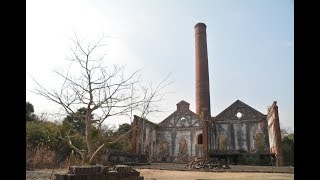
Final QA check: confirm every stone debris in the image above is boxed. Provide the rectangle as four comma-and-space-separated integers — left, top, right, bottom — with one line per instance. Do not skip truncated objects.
56, 165, 144, 180
185, 158, 231, 171
68, 165, 107, 175
111, 165, 137, 173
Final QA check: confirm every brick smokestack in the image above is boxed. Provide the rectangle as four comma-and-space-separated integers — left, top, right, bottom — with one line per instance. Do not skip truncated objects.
194, 22, 211, 116
195, 22, 211, 158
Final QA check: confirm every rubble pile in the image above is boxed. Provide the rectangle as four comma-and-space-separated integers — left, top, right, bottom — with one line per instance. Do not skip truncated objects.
185, 158, 231, 171
55, 165, 144, 180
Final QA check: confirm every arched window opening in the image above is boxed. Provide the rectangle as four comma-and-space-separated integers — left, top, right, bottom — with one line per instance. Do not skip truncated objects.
179, 138, 188, 155
197, 134, 203, 144
218, 134, 227, 150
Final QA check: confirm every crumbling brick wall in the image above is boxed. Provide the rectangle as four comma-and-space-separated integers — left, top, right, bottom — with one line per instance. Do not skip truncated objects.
131, 101, 203, 162
209, 100, 270, 153
267, 101, 284, 166
131, 115, 157, 161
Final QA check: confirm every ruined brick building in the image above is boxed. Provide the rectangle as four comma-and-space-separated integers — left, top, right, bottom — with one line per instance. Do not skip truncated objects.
131, 23, 284, 166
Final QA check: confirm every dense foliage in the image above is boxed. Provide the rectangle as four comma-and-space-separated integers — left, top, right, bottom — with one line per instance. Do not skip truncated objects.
282, 130, 294, 166
26, 102, 38, 122
26, 102, 132, 168
62, 107, 88, 135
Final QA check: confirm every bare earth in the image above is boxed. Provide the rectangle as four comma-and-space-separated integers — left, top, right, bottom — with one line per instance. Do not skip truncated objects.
26, 168, 294, 180
138, 169, 293, 180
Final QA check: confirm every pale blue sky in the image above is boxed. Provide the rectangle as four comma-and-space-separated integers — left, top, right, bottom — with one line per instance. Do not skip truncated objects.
26, 0, 294, 130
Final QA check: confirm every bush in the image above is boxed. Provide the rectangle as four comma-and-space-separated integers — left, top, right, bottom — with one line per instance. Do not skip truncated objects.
26, 120, 87, 166
26, 117, 134, 167
282, 136, 294, 166
26, 121, 62, 150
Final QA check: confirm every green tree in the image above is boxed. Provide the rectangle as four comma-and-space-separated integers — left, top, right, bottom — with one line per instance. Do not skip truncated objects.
63, 107, 92, 135
111, 123, 132, 152
116, 123, 131, 135
282, 130, 294, 166
26, 120, 77, 154
26, 102, 38, 122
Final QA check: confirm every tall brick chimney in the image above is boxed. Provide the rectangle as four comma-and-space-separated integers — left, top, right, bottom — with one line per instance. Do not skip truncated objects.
194, 22, 211, 158
194, 22, 211, 116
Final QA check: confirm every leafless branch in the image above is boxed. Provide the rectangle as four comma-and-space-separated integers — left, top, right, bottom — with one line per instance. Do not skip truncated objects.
31, 33, 172, 165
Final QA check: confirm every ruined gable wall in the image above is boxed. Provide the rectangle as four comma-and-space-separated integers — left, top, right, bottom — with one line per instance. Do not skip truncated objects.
212, 119, 269, 152
131, 115, 157, 157
267, 101, 284, 166
155, 110, 202, 162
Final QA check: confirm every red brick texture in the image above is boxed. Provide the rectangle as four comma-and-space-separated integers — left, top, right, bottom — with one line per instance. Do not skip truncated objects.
194, 23, 211, 117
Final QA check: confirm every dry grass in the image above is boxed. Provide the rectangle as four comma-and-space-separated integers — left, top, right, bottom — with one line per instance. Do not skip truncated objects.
26, 146, 84, 170
26, 146, 57, 169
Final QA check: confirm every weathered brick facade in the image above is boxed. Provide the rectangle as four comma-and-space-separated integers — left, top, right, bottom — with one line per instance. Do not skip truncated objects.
130, 23, 284, 166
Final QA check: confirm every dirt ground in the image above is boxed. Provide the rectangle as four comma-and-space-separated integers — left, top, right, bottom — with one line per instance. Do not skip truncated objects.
26, 168, 294, 180
138, 169, 293, 180
133, 163, 294, 173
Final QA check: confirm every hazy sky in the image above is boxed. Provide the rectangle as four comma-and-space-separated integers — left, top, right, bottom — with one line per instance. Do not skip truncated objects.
26, 0, 294, 131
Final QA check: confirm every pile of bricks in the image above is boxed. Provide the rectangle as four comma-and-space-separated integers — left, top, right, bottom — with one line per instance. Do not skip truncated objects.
111, 165, 134, 173
185, 158, 231, 171
55, 165, 144, 180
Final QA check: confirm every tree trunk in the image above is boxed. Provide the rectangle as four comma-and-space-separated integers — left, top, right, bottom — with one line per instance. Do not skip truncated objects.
85, 113, 95, 164
89, 126, 135, 164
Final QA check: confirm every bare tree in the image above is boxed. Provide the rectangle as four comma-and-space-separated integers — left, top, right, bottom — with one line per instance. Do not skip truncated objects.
31, 34, 171, 165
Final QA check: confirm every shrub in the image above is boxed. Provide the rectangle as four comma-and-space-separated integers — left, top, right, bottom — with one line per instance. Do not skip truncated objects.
26, 120, 87, 167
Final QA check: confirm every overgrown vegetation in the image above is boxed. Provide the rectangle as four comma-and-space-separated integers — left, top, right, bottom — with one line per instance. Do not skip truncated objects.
26, 102, 38, 122
237, 128, 294, 166
281, 129, 294, 166
26, 102, 133, 169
